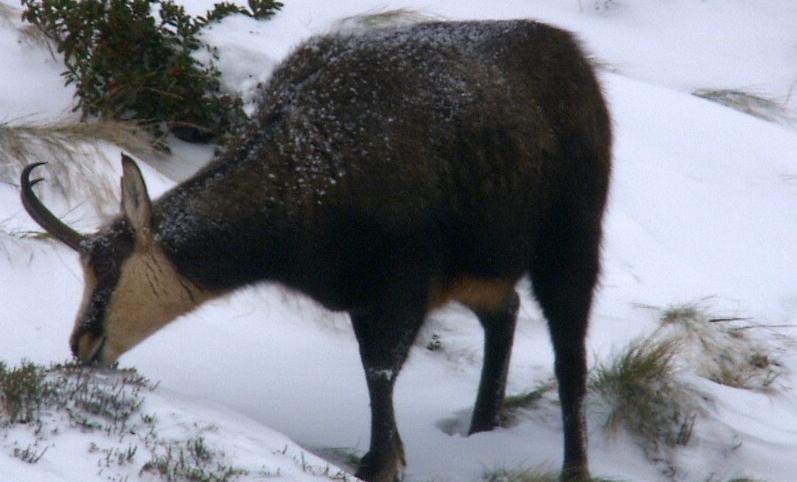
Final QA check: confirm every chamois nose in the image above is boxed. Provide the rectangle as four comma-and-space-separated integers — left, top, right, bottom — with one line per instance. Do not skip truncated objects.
71, 329, 107, 366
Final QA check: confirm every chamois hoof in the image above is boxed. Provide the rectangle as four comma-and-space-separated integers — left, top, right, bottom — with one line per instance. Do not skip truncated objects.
355, 449, 405, 482
559, 463, 590, 482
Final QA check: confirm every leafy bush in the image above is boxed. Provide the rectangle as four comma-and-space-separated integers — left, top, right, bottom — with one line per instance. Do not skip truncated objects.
20, 0, 282, 144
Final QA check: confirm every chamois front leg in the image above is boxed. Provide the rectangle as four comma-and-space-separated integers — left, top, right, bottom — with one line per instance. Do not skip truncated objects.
351, 304, 425, 482
469, 291, 520, 434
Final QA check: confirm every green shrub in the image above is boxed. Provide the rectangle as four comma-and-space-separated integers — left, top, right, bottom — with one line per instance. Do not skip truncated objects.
20, 0, 282, 145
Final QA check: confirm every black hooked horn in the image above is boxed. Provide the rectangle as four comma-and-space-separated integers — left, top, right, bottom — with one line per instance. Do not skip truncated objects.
20, 162, 86, 251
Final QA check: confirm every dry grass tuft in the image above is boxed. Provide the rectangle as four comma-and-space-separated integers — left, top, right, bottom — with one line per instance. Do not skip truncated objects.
334, 8, 440, 33
658, 302, 783, 392
500, 381, 557, 428
693, 89, 793, 124
0, 120, 156, 168
590, 302, 787, 478
0, 120, 159, 216
0, 3, 15, 21
591, 336, 700, 459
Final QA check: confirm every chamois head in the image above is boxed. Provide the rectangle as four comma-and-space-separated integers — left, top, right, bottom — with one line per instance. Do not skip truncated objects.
21, 155, 204, 365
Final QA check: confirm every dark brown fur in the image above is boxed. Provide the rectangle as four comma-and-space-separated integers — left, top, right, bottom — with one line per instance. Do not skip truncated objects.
25, 19, 611, 482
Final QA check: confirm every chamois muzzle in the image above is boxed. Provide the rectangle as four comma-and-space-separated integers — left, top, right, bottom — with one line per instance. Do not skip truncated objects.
71, 327, 108, 366
20, 162, 86, 251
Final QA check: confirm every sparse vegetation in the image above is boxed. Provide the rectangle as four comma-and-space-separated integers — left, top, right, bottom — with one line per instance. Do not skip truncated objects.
13, 441, 49, 464
703, 477, 768, 482
0, 360, 49, 425
142, 436, 247, 482
0, 360, 249, 481
479, 466, 616, 482
0, 360, 152, 432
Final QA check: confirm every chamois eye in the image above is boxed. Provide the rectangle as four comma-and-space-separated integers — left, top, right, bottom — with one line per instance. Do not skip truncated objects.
92, 256, 115, 278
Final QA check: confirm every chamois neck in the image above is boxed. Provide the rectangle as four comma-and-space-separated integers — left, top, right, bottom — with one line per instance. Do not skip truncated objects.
149, 153, 303, 295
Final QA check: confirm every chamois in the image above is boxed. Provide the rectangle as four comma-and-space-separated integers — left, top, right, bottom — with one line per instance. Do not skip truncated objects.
21, 19, 612, 482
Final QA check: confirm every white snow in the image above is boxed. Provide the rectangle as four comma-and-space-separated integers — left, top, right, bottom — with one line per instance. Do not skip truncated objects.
1, 1, 797, 482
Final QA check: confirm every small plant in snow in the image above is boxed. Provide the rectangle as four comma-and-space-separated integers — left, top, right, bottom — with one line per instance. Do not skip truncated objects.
13, 441, 49, 464
292, 450, 352, 481
426, 333, 443, 351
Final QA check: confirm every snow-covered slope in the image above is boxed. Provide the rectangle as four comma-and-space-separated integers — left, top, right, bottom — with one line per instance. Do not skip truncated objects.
1, 1, 797, 482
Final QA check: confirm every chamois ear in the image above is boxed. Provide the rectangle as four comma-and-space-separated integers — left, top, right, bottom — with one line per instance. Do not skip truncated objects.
120, 153, 152, 239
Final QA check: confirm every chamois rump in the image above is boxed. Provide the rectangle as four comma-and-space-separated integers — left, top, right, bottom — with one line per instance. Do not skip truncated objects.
21, 19, 611, 482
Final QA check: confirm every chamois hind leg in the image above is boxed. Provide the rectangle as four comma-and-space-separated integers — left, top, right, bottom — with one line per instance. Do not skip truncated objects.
351, 301, 426, 482
468, 291, 520, 434
531, 220, 601, 481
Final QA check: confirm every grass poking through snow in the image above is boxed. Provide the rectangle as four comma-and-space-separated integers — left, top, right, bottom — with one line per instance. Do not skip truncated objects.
479, 466, 618, 482
590, 336, 699, 458
500, 381, 557, 429
588, 301, 787, 478
658, 302, 784, 392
